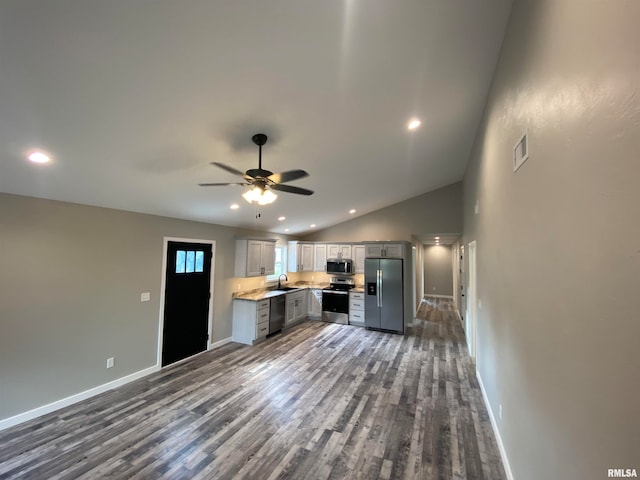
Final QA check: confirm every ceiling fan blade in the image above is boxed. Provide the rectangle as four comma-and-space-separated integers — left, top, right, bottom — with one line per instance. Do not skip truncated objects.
211, 162, 254, 180
198, 182, 250, 187
270, 184, 314, 196
268, 169, 309, 184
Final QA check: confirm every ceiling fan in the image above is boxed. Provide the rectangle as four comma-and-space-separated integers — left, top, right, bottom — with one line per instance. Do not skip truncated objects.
199, 133, 313, 204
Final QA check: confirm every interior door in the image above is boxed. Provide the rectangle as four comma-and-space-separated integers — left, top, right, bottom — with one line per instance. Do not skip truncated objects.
162, 241, 212, 366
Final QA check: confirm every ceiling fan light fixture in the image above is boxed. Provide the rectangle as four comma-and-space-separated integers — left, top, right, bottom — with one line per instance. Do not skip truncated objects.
242, 186, 277, 205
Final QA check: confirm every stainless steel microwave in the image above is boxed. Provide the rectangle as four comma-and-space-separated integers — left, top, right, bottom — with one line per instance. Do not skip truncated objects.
326, 258, 354, 275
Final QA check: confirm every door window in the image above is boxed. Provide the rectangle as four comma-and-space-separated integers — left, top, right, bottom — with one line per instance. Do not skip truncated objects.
175, 250, 205, 274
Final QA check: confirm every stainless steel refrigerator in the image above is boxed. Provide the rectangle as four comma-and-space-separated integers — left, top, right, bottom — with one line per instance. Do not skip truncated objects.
364, 258, 404, 333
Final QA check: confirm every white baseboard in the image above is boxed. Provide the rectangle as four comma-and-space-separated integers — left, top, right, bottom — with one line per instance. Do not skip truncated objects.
476, 371, 515, 480
0, 365, 160, 432
424, 294, 454, 299
209, 336, 232, 349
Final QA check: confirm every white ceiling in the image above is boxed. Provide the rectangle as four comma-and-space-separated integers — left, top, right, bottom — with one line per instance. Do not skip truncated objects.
0, 0, 512, 235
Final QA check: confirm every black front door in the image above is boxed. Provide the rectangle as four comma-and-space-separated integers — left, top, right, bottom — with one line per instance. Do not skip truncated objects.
162, 241, 212, 366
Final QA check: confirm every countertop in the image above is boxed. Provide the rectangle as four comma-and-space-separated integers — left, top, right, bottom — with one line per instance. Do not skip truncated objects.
233, 283, 330, 302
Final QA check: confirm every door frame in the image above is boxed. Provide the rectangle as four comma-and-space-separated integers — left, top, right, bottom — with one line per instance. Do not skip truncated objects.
466, 240, 477, 360
157, 237, 216, 368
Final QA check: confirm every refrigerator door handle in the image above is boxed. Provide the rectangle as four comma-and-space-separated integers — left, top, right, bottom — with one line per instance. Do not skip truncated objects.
377, 269, 382, 307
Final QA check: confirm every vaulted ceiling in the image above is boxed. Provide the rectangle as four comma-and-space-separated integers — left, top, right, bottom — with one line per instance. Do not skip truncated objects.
0, 0, 512, 235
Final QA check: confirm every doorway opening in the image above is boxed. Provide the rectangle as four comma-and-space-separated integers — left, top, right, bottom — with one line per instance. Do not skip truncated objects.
158, 238, 216, 367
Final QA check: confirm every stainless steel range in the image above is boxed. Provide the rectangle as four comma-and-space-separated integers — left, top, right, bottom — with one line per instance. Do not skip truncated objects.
321, 277, 355, 324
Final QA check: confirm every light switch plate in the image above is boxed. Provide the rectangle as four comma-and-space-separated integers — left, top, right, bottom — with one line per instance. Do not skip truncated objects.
140, 292, 150, 302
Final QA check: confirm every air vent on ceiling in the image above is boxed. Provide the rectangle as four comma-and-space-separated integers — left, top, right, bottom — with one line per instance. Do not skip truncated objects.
513, 131, 529, 172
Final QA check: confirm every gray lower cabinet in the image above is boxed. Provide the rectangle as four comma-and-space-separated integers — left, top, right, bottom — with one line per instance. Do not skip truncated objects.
232, 299, 270, 345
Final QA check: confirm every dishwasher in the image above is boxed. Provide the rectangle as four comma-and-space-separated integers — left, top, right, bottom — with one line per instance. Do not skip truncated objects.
269, 295, 285, 334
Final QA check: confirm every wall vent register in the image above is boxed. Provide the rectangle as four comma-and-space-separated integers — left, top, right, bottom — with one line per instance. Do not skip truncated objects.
513, 130, 529, 172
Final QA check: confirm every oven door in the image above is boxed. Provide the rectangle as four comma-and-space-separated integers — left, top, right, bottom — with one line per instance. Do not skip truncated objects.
321, 290, 349, 324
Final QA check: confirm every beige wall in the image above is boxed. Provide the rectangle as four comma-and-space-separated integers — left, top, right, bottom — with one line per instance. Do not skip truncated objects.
423, 245, 453, 296
302, 182, 462, 243
463, 1, 640, 479
0, 193, 289, 421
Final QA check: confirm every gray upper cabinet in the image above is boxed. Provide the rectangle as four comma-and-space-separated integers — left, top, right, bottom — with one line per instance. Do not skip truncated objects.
235, 239, 276, 277
352, 244, 366, 273
288, 241, 314, 272
364, 242, 405, 258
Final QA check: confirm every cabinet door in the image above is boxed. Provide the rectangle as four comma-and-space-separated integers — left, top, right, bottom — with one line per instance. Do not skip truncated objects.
314, 244, 327, 272
365, 244, 384, 257
308, 289, 322, 317
383, 243, 404, 258
246, 241, 264, 276
353, 245, 365, 273
262, 241, 276, 275
301, 243, 314, 272
298, 293, 308, 320
285, 298, 295, 325
327, 244, 340, 258
287, 242, 299, 272
339, 244, 352, 259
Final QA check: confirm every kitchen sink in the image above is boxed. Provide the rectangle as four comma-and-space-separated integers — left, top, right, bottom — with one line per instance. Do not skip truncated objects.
276, 286, 301, 291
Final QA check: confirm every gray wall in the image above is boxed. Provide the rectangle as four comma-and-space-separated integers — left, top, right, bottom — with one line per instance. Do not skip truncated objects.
462, 1, 640, 479
302, 182, 462, 242
423, 245, 453, 296
0, 193, 288, 421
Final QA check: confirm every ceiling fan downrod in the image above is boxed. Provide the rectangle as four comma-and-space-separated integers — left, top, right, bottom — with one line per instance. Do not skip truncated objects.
252, 133, 268, 171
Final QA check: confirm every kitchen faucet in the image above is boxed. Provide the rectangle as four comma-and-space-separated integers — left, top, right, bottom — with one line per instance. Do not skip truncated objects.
278, 273, 288, 289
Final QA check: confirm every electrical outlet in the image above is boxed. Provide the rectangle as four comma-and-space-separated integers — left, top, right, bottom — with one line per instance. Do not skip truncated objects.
499, 404, 503, 420
140, 292, 150, 302
106, 357, 114, 369
236, 283, 241, 290
478, 299, 482, 309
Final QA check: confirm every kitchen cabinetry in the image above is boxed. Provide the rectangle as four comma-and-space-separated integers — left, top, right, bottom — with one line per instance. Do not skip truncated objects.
232, 299, 270, 345
352, 244, 366, 274
349, 291, 365, 326
285, 290, 307, 326
308, 289, 322, 318
288, 241, 314, 272
313, 244, 327, 272
327, 244, 352, 259
364, 242, 405, 258
235, 239, 276, 277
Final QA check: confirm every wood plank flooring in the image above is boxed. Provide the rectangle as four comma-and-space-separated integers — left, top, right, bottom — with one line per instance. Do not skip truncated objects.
0, 298, 506, 480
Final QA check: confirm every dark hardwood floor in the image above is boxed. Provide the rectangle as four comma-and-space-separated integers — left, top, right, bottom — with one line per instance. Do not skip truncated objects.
0, 299, 506, 479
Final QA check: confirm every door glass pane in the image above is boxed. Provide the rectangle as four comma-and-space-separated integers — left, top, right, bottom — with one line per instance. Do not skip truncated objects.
195, 251, 204, 273
176, 250, 186, 273
186, 251, 195, 273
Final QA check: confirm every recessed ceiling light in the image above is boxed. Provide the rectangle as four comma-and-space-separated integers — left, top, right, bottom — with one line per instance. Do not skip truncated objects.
230, 203, 239, 210
407, 118, 421, 131
310, 224, 316, 228
27, 151, 50, 164
349, 209, 356, 214
278, 216, 286, 221
435, 236, 440, 240
284, 228, 289, 232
